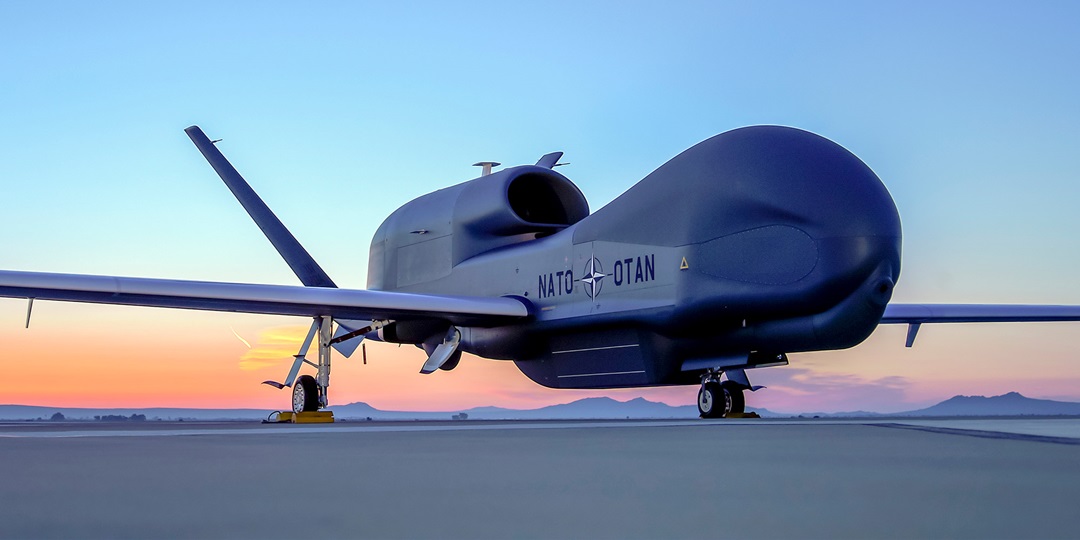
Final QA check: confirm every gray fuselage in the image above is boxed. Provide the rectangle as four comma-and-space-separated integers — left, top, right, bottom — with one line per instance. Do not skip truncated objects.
367, 126, 902, 389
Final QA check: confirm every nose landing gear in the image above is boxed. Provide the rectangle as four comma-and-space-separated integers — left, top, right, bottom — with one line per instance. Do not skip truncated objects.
697, 370, 747, 418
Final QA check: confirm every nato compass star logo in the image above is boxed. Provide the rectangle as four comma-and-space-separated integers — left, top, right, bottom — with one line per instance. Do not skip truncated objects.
579, 256, 606, 299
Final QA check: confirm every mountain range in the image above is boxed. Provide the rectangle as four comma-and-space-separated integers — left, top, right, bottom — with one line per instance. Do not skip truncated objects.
902, 392, 1080, 416
3, 392, 1080, 421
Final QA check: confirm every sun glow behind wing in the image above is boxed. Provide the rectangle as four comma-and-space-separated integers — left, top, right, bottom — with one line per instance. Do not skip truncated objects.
0, 301, 699, 410
4, 297, 1080, 413
238, 325, 310, 371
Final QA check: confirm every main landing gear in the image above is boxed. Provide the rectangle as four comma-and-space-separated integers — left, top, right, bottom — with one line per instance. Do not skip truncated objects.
264, 317, 387, 418
263, 316, 335, 414
697, 370, 746, 419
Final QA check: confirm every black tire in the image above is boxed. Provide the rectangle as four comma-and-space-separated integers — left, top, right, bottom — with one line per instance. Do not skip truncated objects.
438, 350, 462, 371
721, 381, 746, 416
292, 375, 320, 413
698, 381, 731, 418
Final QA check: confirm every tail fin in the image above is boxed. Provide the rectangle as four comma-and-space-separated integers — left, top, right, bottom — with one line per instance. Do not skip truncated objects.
185, 126, 337, 288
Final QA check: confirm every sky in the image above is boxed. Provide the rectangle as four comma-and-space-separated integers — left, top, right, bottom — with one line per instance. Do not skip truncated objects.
1, 1, 1079, 413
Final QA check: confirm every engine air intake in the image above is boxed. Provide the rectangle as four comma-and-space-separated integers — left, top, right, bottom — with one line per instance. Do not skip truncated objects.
507, 172, 588, 226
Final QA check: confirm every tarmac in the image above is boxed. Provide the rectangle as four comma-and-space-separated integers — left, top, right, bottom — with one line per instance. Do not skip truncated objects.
2, 417, 1079, 539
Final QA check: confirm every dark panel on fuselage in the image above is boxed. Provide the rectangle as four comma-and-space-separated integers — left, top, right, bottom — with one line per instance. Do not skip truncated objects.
514, 328, 650, 388
695, 225, 817, 285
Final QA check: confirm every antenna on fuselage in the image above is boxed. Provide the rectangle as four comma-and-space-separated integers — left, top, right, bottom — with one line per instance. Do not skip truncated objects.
472, 161, 500, 176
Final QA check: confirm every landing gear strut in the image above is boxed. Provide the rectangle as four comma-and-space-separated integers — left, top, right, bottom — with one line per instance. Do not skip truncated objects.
265, 316, 388, 416
289, 315, 335, 413
698, 370, 746, 418
262, 316, 335, 414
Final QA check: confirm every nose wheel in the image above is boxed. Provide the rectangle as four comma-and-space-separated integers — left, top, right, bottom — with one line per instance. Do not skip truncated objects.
698, 380, 746, 418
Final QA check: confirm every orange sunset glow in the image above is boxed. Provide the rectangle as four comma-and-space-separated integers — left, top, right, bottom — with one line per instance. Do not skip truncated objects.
4, 297, 1080, 414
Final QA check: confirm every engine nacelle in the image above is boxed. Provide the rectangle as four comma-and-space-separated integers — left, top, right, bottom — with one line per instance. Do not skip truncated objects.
452, 167, 588, 265
368, 165, 588, 290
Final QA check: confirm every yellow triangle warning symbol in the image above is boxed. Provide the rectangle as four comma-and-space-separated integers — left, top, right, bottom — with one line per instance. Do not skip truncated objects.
680, 257, 689, 270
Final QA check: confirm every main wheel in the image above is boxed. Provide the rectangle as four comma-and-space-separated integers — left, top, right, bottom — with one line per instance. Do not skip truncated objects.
698, 381, 732, 418
721, 381, 746, 416
292, 375, 320, 413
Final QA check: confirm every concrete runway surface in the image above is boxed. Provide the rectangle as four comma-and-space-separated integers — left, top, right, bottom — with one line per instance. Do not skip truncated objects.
1, 418, 1079, 539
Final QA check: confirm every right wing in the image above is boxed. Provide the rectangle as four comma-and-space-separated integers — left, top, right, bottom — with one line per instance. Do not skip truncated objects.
881, 303, 1080, 323
880, 303, 1080, 347
0, 269, 529, 326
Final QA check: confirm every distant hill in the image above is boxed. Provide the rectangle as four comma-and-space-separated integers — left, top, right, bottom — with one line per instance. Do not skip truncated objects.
463, 397, 697, 420
3, 392, 1077, 422
790, 392, 1080, 418
0, 405, 272, 421
332, 396, 778, 420
458, 397, 781, 420
784, 410, 885, 419
0, 397, 774, 421
897, 392, 1080, 416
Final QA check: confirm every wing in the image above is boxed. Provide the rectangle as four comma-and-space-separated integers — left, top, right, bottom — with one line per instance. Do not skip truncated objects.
881, 303, 1080, 347
881, 303, 1080, 323
0, 269, 528, 326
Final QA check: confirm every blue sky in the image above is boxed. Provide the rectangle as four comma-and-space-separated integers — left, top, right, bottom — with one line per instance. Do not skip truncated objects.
1, 1, 1079, 411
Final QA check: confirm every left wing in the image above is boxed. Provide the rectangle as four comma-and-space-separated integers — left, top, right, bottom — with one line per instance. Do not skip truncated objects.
881, 303, 1080, 347
0, 269, 529, 326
